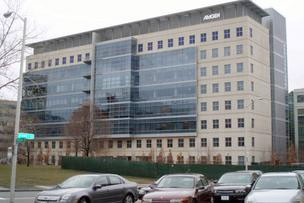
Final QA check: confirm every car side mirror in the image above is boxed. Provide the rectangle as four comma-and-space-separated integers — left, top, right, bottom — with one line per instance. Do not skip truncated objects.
93, 184, 102, 190
213, 180, 218, 184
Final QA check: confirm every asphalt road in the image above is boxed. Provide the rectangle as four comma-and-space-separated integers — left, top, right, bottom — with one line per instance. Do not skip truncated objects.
0, 191, 38, 203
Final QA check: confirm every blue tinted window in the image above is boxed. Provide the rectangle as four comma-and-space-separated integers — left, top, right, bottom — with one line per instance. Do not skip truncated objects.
70, 56, 74, 63
189, 35, 195, 44
168, 39, 173, 47
158, 40, 163, 49
212, 31, 218, 40
236, 27, 243, 37
55, 58, 59, 66
62, 57, 66, 64
201, 33, 207, 42
224, 29, 230, 39
28, 63, 32, 70
77, 54, 82, 62
148, 42, 153, 51
138, 44, 143, 52
178, 37, 184, 46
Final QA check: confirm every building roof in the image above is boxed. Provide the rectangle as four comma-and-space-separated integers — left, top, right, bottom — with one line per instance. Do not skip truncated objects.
27, 0, 268, 49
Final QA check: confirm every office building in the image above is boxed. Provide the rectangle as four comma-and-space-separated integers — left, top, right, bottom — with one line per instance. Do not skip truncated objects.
23, 0, 288, 165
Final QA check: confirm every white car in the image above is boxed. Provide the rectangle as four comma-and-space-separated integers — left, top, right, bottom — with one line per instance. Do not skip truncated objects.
245, 172, 304, 203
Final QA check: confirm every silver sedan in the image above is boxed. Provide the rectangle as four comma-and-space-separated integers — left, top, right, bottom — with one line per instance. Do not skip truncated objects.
245, 172, 304, 203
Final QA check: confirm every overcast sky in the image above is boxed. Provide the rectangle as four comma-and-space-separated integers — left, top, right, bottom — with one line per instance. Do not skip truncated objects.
1, 0, 303, 100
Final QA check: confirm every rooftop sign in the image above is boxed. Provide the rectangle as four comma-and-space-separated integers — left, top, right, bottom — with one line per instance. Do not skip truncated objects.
203, 13, 221, 21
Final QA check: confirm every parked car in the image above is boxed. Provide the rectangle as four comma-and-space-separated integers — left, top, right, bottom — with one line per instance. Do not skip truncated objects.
237, 170, 263, 176
293, 170, 304, 180
35, 174, 138, 203
245, 172, 304, 203
142, 174, 212, 203
138, 175, 165, 199
212, 171, 260, 203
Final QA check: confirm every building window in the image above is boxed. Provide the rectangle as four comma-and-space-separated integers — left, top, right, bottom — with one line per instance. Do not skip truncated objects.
41, 61, 45, 68
188, 156, 195, 164
201, 120, 207, 129
224, 82, 231, 92
236, 27, 243, 37
127, 140, 132, 148
167, 139, 173, 148
70, 56, 74, 63
250, 63, 254, 73
201, 102, 207, 112
212, 48, 218, 58
201, 33, 207, 42
108, 140, 113, 148
251, 100, 255, 110
59, 141, 63, 149
136, 140, 142, 148
251, 118, 255, 128
237, 63, 244, 73
225, 137, 232, 147
236, 44, 243, 54
189, 138, 195, 148
34, 62, 38, 69
225, 156, 232, 165
157, 40, 163, 49
138, 44, 143, 52
224, 46, 231, 56
200, 67, 207, 77
201, 84, 207, 94
117, 140, 122, 148
250, 27, 253, 38
146, 140, 152, 148
225, 119, 232, 128
237, 81, 244, 91
168, 38, 173, 47
67, 141, 71, 149
27, 63, 32, 70
200, 50, 207, 59
201, 138, 207, 147
225, 100, 232, 110
85, 53, 90, 60
62, 57, 67, 65
252, 137, 255, 147
238, 137, 245, 147
252, 156, 255, 164
157, 139, 162, 148
38, 141, 41, 148
189, 35, 195, 44
148, 42, 153, 51
213, 138, 219, 147
212, 65, 219, 75
212, 83, 219, 93
48, 59, 52, 67
99, 141, 104, 149
77, 54, 82, 62
213, 101, 219, 111
52, 141, 56, 149
238, 118, 245, 128
297, 95, 304, 103
250, 45, 254, 55
237, 99, 244, 109
212, 31, 218, 40
224, 64, 231, 74
213, 119, 219, 129
178, 138, 184, 148
224, 29, 230, 39
178, 37, 184, 46
251, 81, 254, 91
55, 58, 59, 66
238, 156, 245, 165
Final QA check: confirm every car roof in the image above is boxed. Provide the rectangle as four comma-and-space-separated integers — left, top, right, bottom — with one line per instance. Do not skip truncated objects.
223, 171, 255, 175
261, 172, 298, 177
164, 173, 204, 177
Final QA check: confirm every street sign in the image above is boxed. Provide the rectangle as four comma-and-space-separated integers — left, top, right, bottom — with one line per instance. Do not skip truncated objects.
17, 133, 35, 142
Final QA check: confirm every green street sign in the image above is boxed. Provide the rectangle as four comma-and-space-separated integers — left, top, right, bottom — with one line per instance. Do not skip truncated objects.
17, 133, 35, 142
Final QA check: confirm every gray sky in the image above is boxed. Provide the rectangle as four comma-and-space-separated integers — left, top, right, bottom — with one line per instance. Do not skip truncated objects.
1, 0, 303, 100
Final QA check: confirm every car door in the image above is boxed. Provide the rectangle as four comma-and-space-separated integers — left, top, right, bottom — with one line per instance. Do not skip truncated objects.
106, 175, 125, 203
195, 176, 211, 203
91, 176, 110, 203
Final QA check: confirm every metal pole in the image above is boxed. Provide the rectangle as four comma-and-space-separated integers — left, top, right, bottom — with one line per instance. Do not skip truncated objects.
9, 17, 26, 203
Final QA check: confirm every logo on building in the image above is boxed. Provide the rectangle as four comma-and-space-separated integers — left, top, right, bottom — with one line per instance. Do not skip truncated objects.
203, 13, 221, 21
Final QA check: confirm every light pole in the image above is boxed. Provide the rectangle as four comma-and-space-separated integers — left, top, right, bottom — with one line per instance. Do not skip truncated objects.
3, 11, 27, 203
244, 97, 263, 171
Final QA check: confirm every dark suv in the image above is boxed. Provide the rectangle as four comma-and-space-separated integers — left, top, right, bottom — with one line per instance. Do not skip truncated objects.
212, 171, 260, 203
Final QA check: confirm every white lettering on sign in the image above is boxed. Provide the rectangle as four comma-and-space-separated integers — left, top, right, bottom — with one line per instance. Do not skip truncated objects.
203, 13, 221, 21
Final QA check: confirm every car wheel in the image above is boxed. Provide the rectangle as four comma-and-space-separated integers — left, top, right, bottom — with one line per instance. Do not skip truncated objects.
123, 194, 134, 203
78, 197, 88, 203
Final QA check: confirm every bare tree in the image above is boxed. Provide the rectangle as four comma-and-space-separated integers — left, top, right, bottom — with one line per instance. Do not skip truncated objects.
65, 103, 99, 157
287, 144, 297, 165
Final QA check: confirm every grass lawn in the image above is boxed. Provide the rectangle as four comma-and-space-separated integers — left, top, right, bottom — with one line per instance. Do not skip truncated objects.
0, 165, 155, 188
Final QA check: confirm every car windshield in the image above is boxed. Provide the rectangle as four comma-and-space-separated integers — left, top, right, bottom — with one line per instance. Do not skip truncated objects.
218, 173, 252, 185
254, 176, 300, 190
60, 175, 96, 188
157, 176, 195, 188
